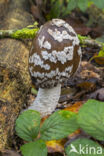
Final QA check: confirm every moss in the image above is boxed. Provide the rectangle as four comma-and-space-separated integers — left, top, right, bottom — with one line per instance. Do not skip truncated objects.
11, 27, 39, 39
0, 22, 39, 39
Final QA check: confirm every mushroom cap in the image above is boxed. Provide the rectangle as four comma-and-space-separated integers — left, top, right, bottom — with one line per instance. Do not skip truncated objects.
29, 19, 81, 88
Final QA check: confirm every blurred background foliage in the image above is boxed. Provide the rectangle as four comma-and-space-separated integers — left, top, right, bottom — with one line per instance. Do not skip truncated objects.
43, 0, 104, 20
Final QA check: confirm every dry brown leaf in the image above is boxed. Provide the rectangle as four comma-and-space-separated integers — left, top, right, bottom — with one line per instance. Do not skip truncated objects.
40, 115, 50, 126
89, 88, 104, 101
94, 57, 104, 65
80, 69, 100, 79
81, 61, 101, 75
68, 129, 81, 140
77, 81, 96, 91
64, 101, 83, 113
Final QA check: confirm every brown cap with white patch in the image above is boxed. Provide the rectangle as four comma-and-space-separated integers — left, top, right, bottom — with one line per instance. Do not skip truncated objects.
29, 19, 81, 88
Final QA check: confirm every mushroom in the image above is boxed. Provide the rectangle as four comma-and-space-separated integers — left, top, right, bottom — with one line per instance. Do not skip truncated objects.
28, 19, 82, 117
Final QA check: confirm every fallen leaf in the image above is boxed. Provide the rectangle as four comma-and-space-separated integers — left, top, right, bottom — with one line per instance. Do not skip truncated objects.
59, 88, 76, 103
89, 88, 104, 101
80, 69, 100, 79
46, 139, 67, 153
67, 61, 101, 88
77, 81, 96, 91
94, 57, 104, 65
90, 48, 104, 66
40, 115, 50, 127
81, 61, 100, 75
68, 129, 81, 140
64, 101, 83, 113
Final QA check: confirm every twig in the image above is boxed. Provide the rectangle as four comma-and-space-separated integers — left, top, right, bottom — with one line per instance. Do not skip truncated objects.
78, 35, 104, 49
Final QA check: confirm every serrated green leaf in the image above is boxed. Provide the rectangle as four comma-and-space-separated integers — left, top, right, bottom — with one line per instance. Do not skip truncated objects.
40, 110, 79, 141
15, 110, 41, 141
21, 139, 47, 156
65, 138, 104, 156
77, 99, 104, 141
78, 0, 89, 12
92, 0, 104, 9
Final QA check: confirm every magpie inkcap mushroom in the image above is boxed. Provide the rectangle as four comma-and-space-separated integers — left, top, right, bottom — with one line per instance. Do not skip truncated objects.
28, 19, 82, 116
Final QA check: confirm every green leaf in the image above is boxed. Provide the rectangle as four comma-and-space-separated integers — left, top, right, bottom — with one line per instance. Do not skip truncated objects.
15, 110, 41, 141
40, 110, 79, 141
21, 139, 47, 156
49, 0, 63, 18
88, 1, 93, 7
65, 138, 104, 156
92, 0, 104, 9
78, 0, 89, 12
77, 99, 104, 141
66, 0, 77, 12
31, 87, 38, 95
98, 48, 104, 57
50, 0, 56, 3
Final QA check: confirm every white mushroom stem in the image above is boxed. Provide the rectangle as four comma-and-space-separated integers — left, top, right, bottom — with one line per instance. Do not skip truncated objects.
28, 84, 61, 117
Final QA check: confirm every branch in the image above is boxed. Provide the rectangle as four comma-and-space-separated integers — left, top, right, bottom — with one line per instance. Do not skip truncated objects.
0, 22, 39, 39
0, 23, 104, 50
78, 35, 104, 49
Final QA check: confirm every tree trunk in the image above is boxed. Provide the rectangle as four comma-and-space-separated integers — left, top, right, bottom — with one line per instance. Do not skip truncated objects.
0, 0, 34, 151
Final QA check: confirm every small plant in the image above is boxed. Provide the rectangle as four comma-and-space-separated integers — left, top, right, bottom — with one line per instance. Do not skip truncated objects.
77, 99, 104, 141
15, 99, 104, 156
15, 110, 79, 156
90, 47, 104, 65
44, 0, 104, 20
